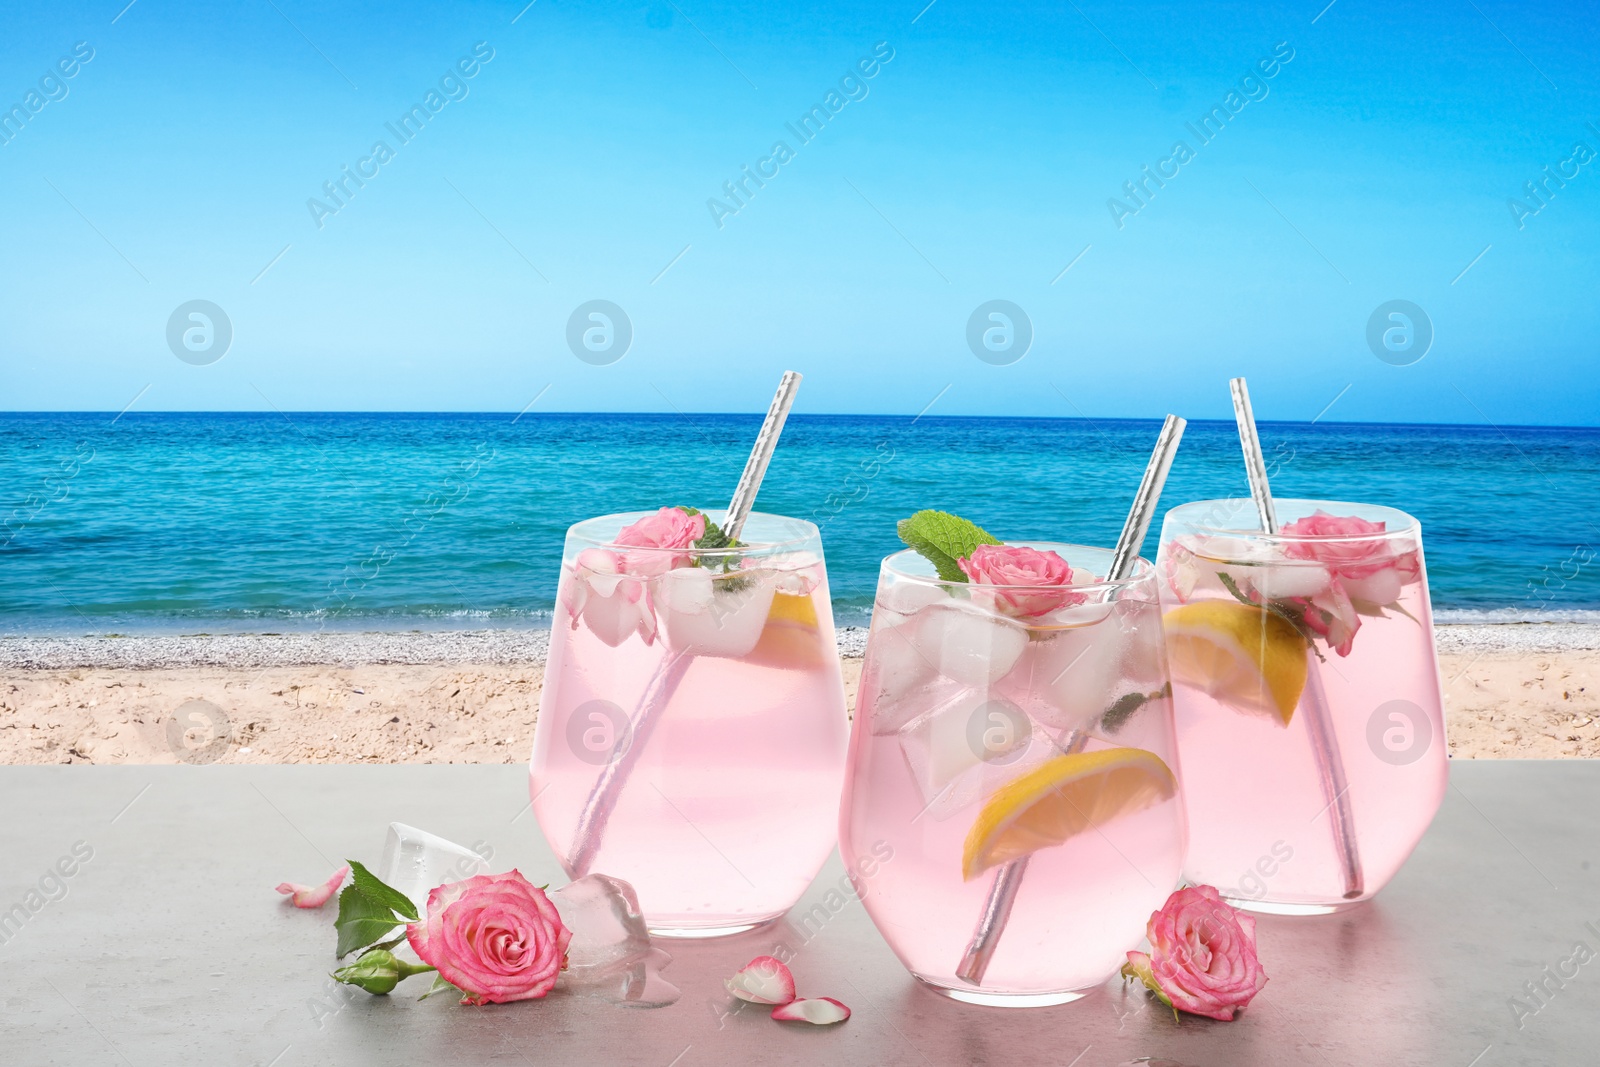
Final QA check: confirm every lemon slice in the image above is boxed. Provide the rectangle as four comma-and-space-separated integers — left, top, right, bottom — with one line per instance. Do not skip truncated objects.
746, 591, 825, 669
767, 590, 819, 629
961, 748, 1177, 880
1161, 601, 1307, 724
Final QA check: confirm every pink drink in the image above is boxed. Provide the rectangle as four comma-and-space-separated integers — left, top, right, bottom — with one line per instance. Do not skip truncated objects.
839, 545, 1185, 1005
1157, 499, 1447, 913
530, 512, 849, 937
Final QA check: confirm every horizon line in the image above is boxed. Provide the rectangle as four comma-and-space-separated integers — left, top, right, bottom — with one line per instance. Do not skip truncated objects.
0, 410, 1594, 432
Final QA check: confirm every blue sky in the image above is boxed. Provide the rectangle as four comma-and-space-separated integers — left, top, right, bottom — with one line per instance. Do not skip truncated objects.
0, 0, 1596, 425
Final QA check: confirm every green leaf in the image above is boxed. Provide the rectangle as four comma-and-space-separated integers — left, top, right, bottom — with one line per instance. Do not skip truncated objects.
677, 505, 744, 573
1099, 692, 1148, 734
1386, 599, 1422, 626
347, 859, 418, 922
334, 884, 403, 959
1099, 683, 1171, 734
1216, 573, 1325, 662
1121, 953, 1180, 1022
896, 510, 1000, 583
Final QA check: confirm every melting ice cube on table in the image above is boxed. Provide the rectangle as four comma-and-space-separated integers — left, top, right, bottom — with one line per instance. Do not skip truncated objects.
550, 874, 679, 1007
376, 825, 679, 1007
377, 822, 490, 915
549, 873, 652, 974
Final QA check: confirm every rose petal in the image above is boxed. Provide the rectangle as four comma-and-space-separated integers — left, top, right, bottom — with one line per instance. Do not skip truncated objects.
275, 864, 348, 909
725, 956, 796, 1005
771, 997, 850, 1024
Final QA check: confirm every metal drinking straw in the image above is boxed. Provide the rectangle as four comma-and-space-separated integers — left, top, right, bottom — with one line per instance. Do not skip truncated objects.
1229, 377, 1363, 900
956, 414, 1187, 986
567, 372, 803, 877
724, 370, 801, 542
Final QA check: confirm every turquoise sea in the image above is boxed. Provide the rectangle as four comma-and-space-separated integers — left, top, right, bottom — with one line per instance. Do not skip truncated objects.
0, 412, 1595, 634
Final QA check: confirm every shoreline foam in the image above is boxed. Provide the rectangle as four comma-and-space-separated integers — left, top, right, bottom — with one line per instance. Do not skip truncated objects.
0, 622, 1591, 671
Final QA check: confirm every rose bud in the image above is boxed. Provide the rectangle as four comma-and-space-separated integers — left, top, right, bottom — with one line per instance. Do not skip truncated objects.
331, 949, 435, 996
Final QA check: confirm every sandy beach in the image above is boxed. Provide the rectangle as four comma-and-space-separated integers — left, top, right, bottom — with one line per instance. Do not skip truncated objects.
1, 625, 1596, 765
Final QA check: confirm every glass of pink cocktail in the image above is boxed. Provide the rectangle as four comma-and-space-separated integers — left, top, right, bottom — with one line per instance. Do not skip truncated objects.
839, 540, 1185, 1006
530, 509, 848, 937
1157, 498, 1447, 914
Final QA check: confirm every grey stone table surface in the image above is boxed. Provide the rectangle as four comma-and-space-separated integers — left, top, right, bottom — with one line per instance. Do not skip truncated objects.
0, 761, 1594, 1066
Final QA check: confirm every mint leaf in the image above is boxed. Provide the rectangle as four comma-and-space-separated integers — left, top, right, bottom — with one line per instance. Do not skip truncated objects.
347, 859, 418, 922
1216, 575, 1324, 662
1099, 692, 1148, 734
676, 505, 744, 571
1100, 682, 1171, 733
334, 883, 403, 958
896, 510, 1001, 582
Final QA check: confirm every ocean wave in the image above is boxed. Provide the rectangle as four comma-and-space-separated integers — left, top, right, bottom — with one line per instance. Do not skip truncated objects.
1433, 608, 1600, 625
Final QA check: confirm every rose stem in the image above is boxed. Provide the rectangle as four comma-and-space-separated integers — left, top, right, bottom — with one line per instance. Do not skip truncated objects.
1229, 377, 1363, 900
567, 372, 803, 877
956, 414, 1187, 986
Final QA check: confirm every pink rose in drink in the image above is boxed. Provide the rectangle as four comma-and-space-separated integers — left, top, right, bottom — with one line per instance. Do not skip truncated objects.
613, 506, 707, 577
1281, 510, 1420, 605
958, 543, 1088, 618
407, 870, 573, 1005
566, 548, 657, 647
1121, 885, 1267, 1021
562, 508, 707, 645
1299, 578, 1361, 657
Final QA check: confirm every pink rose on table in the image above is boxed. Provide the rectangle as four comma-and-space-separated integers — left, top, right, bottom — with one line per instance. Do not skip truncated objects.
407, 870, 572, 1006
958, 543, 1088, 618
613, 506, 706, 577
1280, 510, 1420, 604
1122, 885, 1267, 1021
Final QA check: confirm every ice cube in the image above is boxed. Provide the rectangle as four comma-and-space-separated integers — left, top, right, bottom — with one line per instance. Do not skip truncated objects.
878, 578, 949, 619
1177, 535, 1333, 603
1114, 600, 1169, 690
570, 553, 656, 647
1249, 561, 1332, 601
912, 600, 1028, 688
657, 567, 777, 658
550, 874, 680, 1007
377, 822, 491, 914
898, 692, 1047, 820
374, 828, 678, 1007
861, 617, 948, 735
997, 616, 1122, 734
549, 873, 653, 976
772, 556, 822, 596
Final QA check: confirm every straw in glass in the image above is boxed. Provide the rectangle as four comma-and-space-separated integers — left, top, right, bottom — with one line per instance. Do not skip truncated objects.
1229, 377, 1363, 900
567, 371, 803, 877
956, 414, 1187, 986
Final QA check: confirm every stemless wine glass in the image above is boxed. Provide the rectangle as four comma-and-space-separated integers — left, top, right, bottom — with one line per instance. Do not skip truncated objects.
839, 544, 1185, 1006
530, 511, 849, 937
1157, 498, 1447, 914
